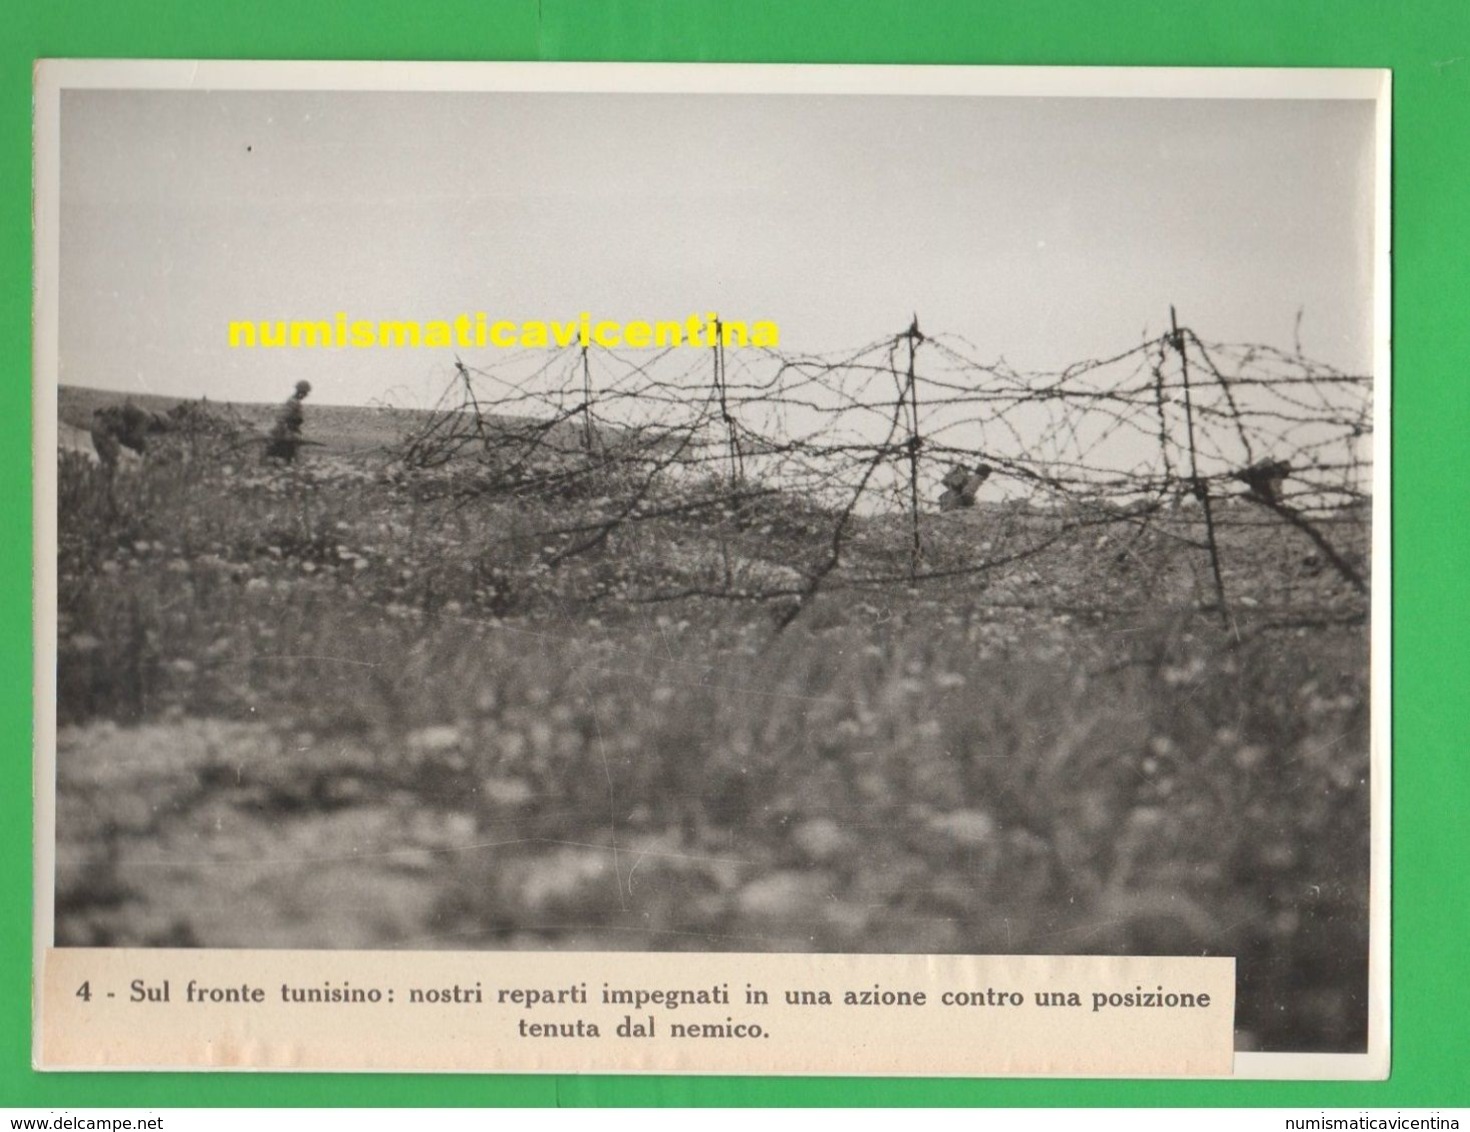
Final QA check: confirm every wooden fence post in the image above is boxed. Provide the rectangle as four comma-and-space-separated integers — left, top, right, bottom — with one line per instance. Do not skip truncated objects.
905, 315, 924, 582
581, 346, 596, 453
1171, 305, 1231, 623
712, 318, 743, 485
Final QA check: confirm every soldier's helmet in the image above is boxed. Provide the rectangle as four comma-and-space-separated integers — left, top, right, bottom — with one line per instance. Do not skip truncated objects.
294, 380, 312, 398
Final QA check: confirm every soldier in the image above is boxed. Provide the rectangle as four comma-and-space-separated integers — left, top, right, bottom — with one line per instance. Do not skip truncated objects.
90, 402, 172, 471
265, 380, 312, 462
938, 463, 993, 511
1235, 458, 1291, 506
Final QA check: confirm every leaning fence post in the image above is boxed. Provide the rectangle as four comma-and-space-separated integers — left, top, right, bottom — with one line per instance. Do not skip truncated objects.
1171, 305, 1230, 623
580, 346, 597, 453
712, 317, 743, 486
904, 315, 924, 582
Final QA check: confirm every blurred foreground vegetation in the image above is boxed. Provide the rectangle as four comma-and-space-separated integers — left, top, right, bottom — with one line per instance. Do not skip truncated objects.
54, 396, 1371, 1053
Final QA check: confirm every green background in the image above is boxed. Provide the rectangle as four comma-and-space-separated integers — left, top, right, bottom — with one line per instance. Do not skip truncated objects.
4, 0, 1465, 1109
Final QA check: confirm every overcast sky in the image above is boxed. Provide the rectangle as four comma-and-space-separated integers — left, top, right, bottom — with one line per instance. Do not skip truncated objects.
58, 89, 1377, 408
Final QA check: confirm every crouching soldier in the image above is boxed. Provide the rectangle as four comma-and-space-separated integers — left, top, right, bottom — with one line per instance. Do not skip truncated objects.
939, 463, 993, 511
90, 402, 172, 472
265, 380, 312, 462
1235, 458, 1291, 506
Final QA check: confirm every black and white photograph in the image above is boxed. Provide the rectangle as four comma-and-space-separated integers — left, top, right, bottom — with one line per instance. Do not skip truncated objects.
35, 63, 1389, 1073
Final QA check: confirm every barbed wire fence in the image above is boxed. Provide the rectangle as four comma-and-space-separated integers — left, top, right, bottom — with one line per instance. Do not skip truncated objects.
391, 309, 1372, 631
